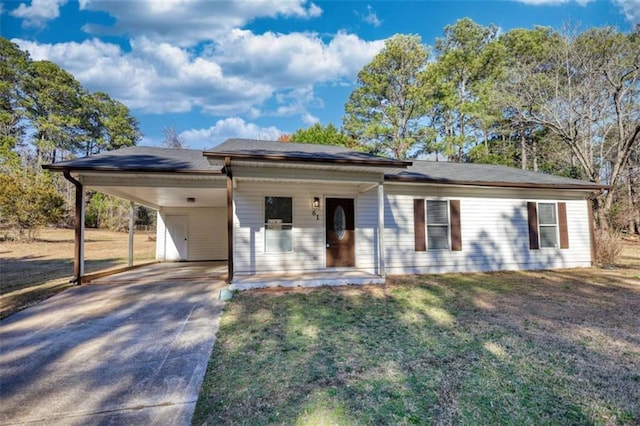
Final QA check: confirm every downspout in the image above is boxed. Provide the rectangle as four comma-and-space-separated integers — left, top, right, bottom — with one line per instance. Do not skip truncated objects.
225, 157, 234, 283
63, 171, 84, 284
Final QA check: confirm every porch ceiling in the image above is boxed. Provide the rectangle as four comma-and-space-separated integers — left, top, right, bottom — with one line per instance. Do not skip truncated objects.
79, 173, 227, 209
93, 185, 227, 209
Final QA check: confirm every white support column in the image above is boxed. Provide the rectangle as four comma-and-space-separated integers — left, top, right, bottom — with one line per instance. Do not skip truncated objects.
128, 201, 135, 267
378, 182, 386, 278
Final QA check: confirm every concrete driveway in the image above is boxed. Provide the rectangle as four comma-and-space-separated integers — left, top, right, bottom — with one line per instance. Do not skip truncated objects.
0, 262, 227, 425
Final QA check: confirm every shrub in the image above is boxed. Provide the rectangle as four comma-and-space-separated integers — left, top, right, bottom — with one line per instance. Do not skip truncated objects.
594, 229, 622, 266
0, 171, 66, 240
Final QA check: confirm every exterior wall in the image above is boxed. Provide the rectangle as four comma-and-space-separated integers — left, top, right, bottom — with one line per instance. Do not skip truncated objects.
233, 181, 380, 274
156, 207, 227, 261
384, 185, 592, 274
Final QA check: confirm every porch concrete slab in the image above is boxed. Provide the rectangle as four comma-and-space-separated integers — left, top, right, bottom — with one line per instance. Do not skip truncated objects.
230, 270, 385, 290
0, 263, 226, 425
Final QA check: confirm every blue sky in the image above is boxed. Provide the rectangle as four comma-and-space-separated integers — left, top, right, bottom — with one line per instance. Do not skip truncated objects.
3, 0, 638, 150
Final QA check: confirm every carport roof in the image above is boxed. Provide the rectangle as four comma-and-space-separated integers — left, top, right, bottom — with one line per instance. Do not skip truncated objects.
43, 146, 223, 174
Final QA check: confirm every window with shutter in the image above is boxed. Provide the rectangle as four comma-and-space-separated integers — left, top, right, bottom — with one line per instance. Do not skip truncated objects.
538, 203, 559, 248
427, 200, 450, 250
528, 201, 567, 250
415, 199, 462, 252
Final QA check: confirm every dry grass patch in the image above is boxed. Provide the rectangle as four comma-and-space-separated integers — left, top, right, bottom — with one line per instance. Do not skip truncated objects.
194, 241, 640, 425
0, 228, 155, 318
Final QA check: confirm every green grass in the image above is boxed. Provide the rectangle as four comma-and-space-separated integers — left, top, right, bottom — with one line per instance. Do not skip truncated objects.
193, 268, 640, 425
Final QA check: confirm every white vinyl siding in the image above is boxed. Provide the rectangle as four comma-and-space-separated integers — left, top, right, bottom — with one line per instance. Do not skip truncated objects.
233, 181, 380, 275
385, 185, 592, 274
156, 207, 227, 261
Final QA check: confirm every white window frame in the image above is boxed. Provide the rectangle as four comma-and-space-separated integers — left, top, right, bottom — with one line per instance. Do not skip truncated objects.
264, 196, 294, 253
537, 202, 559, 249
426, 199, 450, 250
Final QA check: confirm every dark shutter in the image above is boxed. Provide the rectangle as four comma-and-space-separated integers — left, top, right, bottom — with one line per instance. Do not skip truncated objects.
527, 202, 539, 250
414, 199, 426, 251
558, 202, 569, 249
449, 200, 462, 251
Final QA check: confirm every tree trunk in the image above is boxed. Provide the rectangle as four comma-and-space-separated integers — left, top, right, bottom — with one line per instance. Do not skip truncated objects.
629, 163, 640, 234
520, 132, 527, 170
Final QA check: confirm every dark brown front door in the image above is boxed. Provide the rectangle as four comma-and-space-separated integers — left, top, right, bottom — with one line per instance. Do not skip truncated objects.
326, 198, 355, 267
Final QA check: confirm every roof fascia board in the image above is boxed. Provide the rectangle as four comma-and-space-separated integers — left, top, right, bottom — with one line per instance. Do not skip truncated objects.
384, 176, 608, 191
203, 151, 411, 168
43, 164, 222, 175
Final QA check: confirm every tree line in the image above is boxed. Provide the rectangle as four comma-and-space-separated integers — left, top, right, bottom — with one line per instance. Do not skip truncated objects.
0, 38, 145, 239
288, 20, 639, 233
1, 19, 638, 238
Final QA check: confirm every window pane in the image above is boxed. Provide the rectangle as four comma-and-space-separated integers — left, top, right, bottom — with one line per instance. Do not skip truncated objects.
265, 226, 293, 252
428, 225, 450, 249
427, 200, 448, 225
540, 226, 558, 248
265, 197, 292, 223
538, 203, 556, 225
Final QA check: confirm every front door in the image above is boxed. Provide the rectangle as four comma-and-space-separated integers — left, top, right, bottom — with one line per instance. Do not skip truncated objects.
326, 198, 355, 267
166, 215, 188, 261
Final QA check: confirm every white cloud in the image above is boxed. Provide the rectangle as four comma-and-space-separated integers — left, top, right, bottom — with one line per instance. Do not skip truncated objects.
79, 0, 323, 47
13, 30, 384, 118
179, 118, 283, 148
361, 5, 382, 27
11, 0, 68, 27
214, 30, 384, 87
16, 37, 274, 115
612, 0, 640, 24
302, 113, 320, 125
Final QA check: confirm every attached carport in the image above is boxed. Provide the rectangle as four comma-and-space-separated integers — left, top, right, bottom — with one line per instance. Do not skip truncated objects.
43, 147, 228, 284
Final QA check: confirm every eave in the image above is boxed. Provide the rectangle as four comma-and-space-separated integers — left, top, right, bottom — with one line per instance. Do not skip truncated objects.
384, 175, 609, 191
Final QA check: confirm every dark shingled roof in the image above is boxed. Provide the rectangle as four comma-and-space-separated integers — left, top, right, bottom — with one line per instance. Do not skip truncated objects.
386, 160, 607, 190
43, 146, 222, 174
43, 141, 605, 190
203, 138, 411, 167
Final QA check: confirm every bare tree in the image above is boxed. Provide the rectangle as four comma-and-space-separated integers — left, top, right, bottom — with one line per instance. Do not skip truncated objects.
162, 125, 186, 149
500, 26, 640, 228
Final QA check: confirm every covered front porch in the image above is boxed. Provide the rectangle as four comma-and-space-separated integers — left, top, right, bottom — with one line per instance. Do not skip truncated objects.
42, 142, 411, 288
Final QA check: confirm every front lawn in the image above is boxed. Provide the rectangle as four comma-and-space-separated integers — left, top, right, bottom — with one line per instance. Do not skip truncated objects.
0, 228, 156, 319
193, 242, 640, 425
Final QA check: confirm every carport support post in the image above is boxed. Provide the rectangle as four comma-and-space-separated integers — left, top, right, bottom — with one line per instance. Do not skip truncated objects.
128, 201, 135, 267
64, 171, 84, 284
225, 157, 234, 283
378, 182, 386, 278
